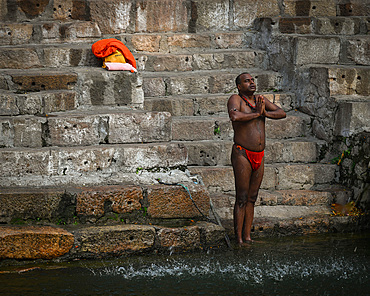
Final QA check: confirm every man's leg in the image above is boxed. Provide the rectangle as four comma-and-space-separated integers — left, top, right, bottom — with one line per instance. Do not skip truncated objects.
243, 158, 264, 242
231, 145, 252, 244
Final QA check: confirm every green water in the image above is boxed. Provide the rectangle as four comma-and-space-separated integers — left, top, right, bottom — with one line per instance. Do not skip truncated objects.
1, 232, 369, 296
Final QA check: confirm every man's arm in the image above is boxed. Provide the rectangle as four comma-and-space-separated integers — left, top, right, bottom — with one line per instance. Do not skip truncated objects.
227, 94, 263, 122
260, 95, 286, 119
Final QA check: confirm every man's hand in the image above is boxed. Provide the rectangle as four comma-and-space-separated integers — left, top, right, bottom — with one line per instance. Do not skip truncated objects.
256, 95, 265, 116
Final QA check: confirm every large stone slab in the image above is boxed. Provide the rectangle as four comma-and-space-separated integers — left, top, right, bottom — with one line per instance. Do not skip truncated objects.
73, 225, 155, 256
283, 0, 336, 17
75, 185, 143, 221
157, 225, 201, 251
74, 68, 144, 108
0, 116, 46, 148
147, 184, 210, 219
0, 187, 65, 223
1, 69, 77, 92
333, 96, 370, 137
295, 36, 341, 65
0, 143, 188, 186
135, 0, 188, 33
0, 226, 74, 259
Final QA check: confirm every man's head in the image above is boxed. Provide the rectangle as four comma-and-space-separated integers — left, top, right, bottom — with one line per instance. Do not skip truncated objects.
236, 73, 256, 94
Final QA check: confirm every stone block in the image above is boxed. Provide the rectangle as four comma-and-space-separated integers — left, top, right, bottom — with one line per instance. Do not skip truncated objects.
196, 221, 226, 247
194, 94, 229, 116
184, 140, 232, 166
210, 193, 234, 220
47, 114, 109, 147
346, 37, 370, 65
328, 66, 370, 96
74, 225, 155, 255
254, 205, 331, 219
0, 148, 50, 177
0, 92, 19, 115
167, 34, 212, 52
0, 48, 41, 69
75, 185, 143, 219
120, 143, 188, 170
131, 35, 162, 52
194, 0, 229, 31
13, 116, 45, 147
135, 0, 188, 33
337, 1, 370, 16
43, 47, 96, 68
75, 68, 144, 108
213, 32, 244, 49
295, 36, 340, 65
0, 23, 34, 45
276, 164, 315, 190
0, 117, 13, 147
278, 190, 333, 206
144, 54, 193, 72
157, 226, 201, 250
266, 115, 307, 139
334, 99, 370, 136
234, 0, 280, 28
147, 184, 210, 219
88, 0, 131, 34
0, 187, 65, 223
109, 111, 171, 144
265, 140, 317, 163
0, 226, 74, 259
278, 17, 313, 34
142, 76, 166, 97
43, 90, 76, 113
168, 74, 210, 95
144, 97, 194, 116
283, 0, 336, 17
315, 17, 361, 35
273, 93, 295, 111
172, 117, 215, 141
209, 73, 237, 94
256, 190, 279, 206
10, 71, 77, 91
189, 166, 234, 193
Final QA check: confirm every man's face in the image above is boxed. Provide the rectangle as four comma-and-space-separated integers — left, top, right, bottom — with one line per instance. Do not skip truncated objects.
238, 74, 256, 93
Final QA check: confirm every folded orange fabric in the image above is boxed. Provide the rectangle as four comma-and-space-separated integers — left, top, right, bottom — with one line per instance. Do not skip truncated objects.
92, 38, 137, 69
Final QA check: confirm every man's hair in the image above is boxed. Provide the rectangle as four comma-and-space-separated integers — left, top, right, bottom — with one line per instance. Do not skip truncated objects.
235, 72, 250, 87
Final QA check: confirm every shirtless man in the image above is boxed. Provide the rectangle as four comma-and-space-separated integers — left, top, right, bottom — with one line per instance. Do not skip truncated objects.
227, 73, 286, 244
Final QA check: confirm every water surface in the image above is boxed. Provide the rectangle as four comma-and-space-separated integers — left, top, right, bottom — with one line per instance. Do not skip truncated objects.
1, 232, 369, 296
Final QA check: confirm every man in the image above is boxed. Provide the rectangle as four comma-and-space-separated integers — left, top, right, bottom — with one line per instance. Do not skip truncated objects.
227, 72, 286, 244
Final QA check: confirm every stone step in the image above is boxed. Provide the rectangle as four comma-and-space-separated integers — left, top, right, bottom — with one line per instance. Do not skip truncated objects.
189, 161, 337, 191
171, 112, 311, 142
0, 142, 187, 187
0, 21, 101, 46
0, 109, 171, 148
0, 89, 76, 116
0, 43, 100, 69
142, 68, 282, 97
0, 183, 210, 224
137, 49, 267, 72
0, 42, 266, 70
0, 67, 144, 108
183, 138, 322, 167
333, 95, 370, 137
144, 92, 296, 116
0, 221, 225, 260
256, 16, 369, 35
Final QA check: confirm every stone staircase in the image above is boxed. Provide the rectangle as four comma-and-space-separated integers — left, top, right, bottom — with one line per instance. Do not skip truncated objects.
1, 0, 369, 261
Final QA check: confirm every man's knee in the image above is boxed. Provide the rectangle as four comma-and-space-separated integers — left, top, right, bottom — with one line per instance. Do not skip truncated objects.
235, 192, 248, 207
247, 193, 258, 204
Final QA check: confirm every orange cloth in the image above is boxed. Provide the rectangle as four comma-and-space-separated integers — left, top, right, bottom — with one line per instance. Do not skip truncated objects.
92, 38, 136, 69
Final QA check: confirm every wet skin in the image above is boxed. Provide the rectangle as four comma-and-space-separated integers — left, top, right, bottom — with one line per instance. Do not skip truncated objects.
227, 73, 286, 244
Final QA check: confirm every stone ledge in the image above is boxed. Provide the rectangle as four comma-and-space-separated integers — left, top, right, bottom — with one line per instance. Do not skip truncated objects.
0, 226, 74, 260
